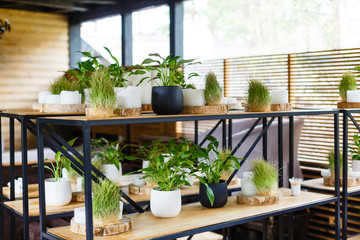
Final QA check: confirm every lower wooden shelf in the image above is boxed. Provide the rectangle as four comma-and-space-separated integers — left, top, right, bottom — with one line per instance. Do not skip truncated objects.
4, 198, 84, 217
48, 191, 334, 240
3, 184, 39, 199
302, 178, 360, 193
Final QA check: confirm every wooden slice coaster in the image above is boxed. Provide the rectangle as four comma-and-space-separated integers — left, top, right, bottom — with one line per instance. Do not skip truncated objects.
237, 190, 283, 205
32, 103, 46, 112
45, 104, 86, 113
226, 102, 242, 110
142, 104, 153, 112
271, 103, 292, 111
114, 108, 142, 117
85, 108, 115, 118
128, 183, 151, 196
323, 176, 359, 187
70, 217, 133, 236
182, 105, 228, 114
337, 102, 360, 109
72, 191, 85, 202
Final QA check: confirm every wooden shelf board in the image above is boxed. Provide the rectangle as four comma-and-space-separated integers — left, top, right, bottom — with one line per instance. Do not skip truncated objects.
3, 184, 39, 199
48, 191, 333, 240
349, 234, 360, 240
4, 198, 84, 217
2, 109, 84, 116
39, 109, 333, 122
122, 178, 241, 203
302, 178, 360, 193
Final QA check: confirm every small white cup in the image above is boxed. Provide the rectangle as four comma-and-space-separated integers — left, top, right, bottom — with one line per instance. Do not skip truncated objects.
118, 201, 124, 220
289, 177, 303, 196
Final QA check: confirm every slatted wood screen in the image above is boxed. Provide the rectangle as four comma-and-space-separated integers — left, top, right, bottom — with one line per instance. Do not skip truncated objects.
184, 48, 360, 239
0, 8, 69, 151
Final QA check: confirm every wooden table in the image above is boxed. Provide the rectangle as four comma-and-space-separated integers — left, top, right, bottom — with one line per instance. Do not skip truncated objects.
48, 191, 335, 240
302, 178, 360, 193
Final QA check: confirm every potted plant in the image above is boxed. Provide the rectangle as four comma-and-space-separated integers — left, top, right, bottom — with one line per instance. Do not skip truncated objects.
141, 53, 196, 115
339, 72, 356, 102
245, 79, 271, 112
92, 138, 133, 184
44, 150, 72, 206
139, 138, 195, 217
192, 135, 241, 208
350, 135, 360, 172
204, 72, 222, 106
92, 179, 121, 226
250, 159, 278, 196
87, 69, 117, 118
327, 149, 343, 178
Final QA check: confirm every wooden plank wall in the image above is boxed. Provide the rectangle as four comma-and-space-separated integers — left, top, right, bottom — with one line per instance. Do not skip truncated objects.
0, 8, 69, 150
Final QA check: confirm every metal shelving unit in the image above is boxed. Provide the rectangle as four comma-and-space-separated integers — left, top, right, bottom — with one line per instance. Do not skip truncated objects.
0, 109, 84, 240
35, 109, 341, 240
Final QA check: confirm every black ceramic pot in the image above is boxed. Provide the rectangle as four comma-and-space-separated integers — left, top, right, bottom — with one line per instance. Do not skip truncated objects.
151, 86, 183, 115
199, 180, 228, 208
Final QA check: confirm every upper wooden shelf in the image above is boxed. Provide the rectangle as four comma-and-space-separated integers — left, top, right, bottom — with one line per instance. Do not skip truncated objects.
48, 191, 334, 240
0, 109, 84, 117
4, 198, 84, 217
3, 183, 38, 200
302, 178, 360, 193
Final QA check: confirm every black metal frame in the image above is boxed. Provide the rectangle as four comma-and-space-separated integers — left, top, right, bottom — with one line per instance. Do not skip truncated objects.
35, 109, 341, 240
0, 111, 84, 240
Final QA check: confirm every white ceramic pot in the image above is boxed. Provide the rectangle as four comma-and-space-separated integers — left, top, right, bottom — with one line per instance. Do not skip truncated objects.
103, 164, 122, 183
347, 90, 360, 103
150, 188, 181, 218
74, 207, 86, 225
84, 88, 90, 107
38, 91, 51, 104
183, 89, 205, 107
133, 175, 146, 186
76, 177, 83, 191
115, 86, 142, 109
270, 90, 288, 104
352, 160, 360, 172
45, 178, 72, 206
118, 201, 124, 220
60, 91, 81, 104
130, 71, 153, 105
320, 169, 331, 177
46, 94, 61, 104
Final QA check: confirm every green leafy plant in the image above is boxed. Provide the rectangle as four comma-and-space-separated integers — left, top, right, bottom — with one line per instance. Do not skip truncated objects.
192, 135, 241, 205
92, 179, 121, 223
246, 79, 271, 112
350, 135, 360, 161
88, 69, 117, 111
141, 53, 198, 87
327, 149, 343, 178
251, 159, 278, 196
61, 138, 81, 180
339, 72, 357, 102
44, 151, 63, 182
104, 47, 146, 87
139, 138, 196, 191
92, 138, 137, 170
204, 72, 222, 105
50, 76, 81, 95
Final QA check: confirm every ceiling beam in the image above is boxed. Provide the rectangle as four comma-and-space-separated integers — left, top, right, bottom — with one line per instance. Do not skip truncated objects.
69, 0, 181, 25
1, 0, 88, 12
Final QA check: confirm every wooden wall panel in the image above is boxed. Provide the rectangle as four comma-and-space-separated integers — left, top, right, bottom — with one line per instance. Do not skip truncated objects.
0, 8, 69, 150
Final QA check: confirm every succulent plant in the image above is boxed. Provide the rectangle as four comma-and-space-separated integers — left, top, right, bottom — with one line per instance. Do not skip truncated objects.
246, 79, 271, 112
339, 72, 356, 102
204, 72, 222, 105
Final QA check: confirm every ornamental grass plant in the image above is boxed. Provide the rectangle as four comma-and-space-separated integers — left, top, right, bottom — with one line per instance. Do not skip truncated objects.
339, 72, 357, 102
246, 79, 271, 112
250, 159, 278, 196
204, 72, 222, 105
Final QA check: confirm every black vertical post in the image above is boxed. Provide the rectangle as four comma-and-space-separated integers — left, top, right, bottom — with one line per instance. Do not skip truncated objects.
222, 119, 226, 149
37, 122, 46, 239
83, 126, 94, 240
342, 112, 348, 239
126, 124, 131, 156
122, 12, 133, 66
9, 118, 15, 240
288, 116, 294, 240
69, 23, 82, 69
21, 119, 29, 240
262, 117, 267, 160
289, 116, 294, 178
169, 0, 184, 57
0, 116, 3, 240
194, 121, 198, 145
228, 119, 232, 150
278, 117, 283, 187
